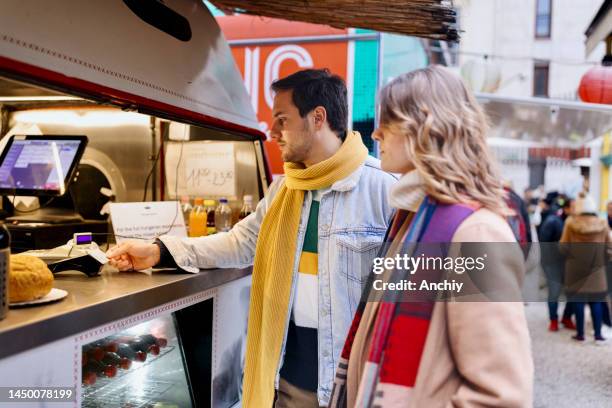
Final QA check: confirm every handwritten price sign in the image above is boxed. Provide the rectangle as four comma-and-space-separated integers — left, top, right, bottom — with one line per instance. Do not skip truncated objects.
185, 167, 234, 188
165, 142, 237, 197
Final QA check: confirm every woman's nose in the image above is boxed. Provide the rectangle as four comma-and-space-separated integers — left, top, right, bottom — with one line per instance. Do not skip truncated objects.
371, 129, 382, 142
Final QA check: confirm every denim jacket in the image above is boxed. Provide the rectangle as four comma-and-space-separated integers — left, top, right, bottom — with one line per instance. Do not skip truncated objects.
159, 155, 396, 405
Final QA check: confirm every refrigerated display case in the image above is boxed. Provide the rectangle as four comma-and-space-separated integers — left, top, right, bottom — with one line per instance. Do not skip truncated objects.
80, 297, 217, 408
81, 315, 195, 408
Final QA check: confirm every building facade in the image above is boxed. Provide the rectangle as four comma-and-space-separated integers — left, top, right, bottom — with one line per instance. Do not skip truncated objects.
456, 0, 605, 100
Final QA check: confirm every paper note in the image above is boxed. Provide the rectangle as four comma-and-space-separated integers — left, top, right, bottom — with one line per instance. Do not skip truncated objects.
110, 201, 187, 243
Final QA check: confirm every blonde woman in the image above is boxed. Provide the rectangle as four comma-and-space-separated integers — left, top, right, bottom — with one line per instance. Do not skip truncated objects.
329, 65, 533, 408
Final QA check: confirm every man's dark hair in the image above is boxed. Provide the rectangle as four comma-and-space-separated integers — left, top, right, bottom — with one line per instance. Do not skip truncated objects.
271, 69, 348, 141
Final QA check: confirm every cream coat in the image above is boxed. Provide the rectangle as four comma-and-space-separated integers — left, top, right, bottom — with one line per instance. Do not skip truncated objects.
408, 208, 534, 407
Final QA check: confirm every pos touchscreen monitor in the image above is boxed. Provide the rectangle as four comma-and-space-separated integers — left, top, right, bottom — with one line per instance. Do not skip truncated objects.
0, 135, 88, 196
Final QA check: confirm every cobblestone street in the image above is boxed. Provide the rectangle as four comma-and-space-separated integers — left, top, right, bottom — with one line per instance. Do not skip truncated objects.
527, 302, 612, 407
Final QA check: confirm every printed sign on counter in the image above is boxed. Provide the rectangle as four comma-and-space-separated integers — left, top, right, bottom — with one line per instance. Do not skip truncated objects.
165, 141, 236, 198
110, 201, 187, 243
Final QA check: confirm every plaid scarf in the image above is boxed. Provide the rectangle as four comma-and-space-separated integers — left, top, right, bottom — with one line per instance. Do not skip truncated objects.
329, 198, 477, 407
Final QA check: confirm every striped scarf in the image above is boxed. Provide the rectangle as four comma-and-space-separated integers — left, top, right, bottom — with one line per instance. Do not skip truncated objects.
330, 198, 478, 407
241, 131, 368, 408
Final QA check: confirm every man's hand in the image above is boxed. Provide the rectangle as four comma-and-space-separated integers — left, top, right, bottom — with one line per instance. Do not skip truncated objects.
106, 241, 161, 271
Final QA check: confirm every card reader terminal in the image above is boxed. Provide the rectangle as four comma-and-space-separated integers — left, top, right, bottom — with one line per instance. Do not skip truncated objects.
23, 233, 108, 277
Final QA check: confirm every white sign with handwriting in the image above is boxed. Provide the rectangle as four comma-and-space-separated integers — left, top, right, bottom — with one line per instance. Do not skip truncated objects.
165, 141, 236, 198
110, 201, 187, 243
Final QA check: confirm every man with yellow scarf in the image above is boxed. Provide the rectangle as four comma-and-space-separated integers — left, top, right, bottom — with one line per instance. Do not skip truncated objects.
107, 69, 396, 407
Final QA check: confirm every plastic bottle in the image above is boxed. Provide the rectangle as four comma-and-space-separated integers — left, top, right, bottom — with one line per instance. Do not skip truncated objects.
91, 340, 118, 353
128, 335, 163, 355
0, 223, 10, 321
102, 352, 132, 370
189, 197, 207, 237
138, 334, 168, 348
84, 359, 117, 378
205, 199, 217, 235
180, 196, 192, 233
83, 345, 105, 361
116, 343, 147, 362
82, 370, 97, 386
215, 198, 232, 232
239, 195, 255, 221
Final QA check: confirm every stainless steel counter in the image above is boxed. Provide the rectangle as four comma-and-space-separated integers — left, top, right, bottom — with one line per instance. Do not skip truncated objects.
0, 267, 251, 360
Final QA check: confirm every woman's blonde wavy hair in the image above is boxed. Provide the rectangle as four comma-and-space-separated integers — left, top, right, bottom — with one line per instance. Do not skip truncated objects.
379, 65, 508, 215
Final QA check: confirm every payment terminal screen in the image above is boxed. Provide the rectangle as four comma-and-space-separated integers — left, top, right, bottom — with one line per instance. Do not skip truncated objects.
0, 139, 82, 192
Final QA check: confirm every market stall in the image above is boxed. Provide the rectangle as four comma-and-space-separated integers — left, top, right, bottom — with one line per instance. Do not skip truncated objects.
0, 1, 268, 407
477, 92, 612, 207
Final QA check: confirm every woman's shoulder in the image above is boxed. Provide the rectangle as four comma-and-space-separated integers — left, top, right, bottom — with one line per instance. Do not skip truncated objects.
451, 208, 516, 243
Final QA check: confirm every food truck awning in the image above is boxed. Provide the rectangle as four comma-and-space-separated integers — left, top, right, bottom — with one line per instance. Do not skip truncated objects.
476, 92, 612, 146
0, 0, 263, 137
586, 0, 612, 55
210, 0, 459, 41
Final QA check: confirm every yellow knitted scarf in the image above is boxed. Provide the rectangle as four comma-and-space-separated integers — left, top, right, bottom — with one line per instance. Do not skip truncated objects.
241, 131, 368, 407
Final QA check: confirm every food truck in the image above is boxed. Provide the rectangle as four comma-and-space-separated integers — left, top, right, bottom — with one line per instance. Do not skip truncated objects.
0, 1, 269, 407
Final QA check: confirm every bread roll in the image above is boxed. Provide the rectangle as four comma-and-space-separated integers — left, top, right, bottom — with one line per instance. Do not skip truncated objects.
9, 254, 54, 302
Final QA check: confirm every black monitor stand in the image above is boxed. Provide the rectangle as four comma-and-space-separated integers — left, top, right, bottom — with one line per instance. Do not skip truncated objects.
5, 190, 84, 224
7, 208, 84, 224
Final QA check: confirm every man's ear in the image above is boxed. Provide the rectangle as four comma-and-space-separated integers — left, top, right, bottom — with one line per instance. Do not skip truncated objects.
312, 106, 327, 130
